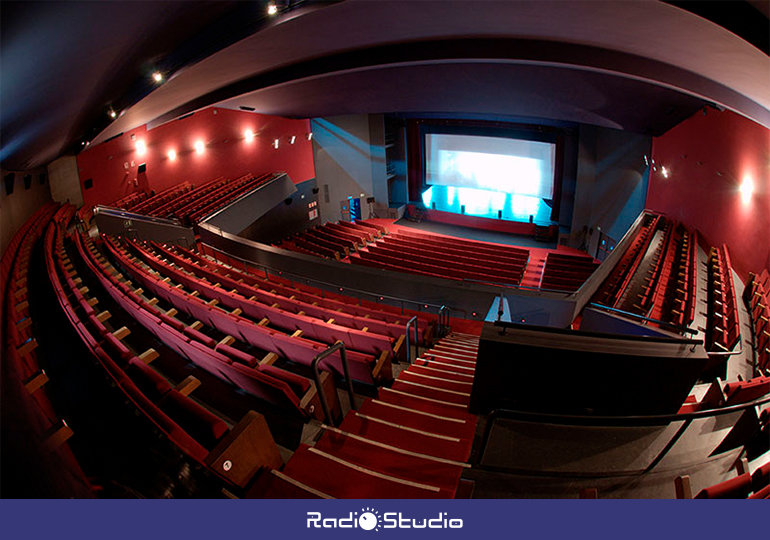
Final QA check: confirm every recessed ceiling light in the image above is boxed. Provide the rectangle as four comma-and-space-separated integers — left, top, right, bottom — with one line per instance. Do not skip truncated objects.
109, 109, 117, 119
152, 71, 163, 83
267, 3, 278, 15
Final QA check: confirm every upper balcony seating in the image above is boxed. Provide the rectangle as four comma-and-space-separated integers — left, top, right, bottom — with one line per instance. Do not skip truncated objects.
594, 213, 661, 307
706, 244, 741, 352
1, 203, 91, 496
744, 270, 770, 372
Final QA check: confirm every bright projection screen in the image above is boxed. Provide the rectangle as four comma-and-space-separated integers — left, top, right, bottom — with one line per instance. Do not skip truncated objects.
425, 133, 556, 198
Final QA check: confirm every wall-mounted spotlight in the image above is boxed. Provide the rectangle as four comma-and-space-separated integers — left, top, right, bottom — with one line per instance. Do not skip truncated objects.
306, 132, 313, 141
135, 140, 147, 156
661, 166, 669, 179
167, 149, 177, 161
152, 71, 163, 83
273, 138, 280, 149
740, 175, 754, 204
267, 3, 278, 15
194, 140, 205, 154
289, 136, 296, 145
244, 129, 255, 142
108, 109, 117, 119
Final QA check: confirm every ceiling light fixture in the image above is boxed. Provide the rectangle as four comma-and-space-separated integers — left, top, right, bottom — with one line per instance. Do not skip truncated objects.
152, 71, 163, 83
108, 109, 117, 119
267, 3, 278, 15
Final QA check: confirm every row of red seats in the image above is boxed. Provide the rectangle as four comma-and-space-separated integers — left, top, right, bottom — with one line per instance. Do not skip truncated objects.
127, 238, 399, 361
540, 252, 599, 292
112, 191, 148, 210
182, 173, 273, 225
594, 213, 661, 307
648, 227, 698, 329
47, 222, 286, 489
678, 375, 770, 413
1, 203, 91, 496
706, 244, 741, 352
149, 176, 227, 218
744, 270, 770, 372
351, 229, 528, 286
280, 220, 382, 260
99, 235, 392, 385
676, 460, 770, 499
129, 182, 193, 215
197, 243, 437, 345
77, 232, 331, 418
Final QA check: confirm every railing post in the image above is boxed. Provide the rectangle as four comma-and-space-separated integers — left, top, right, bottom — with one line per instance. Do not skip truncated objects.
405, 316, 418, 364
311, 341, 357, 426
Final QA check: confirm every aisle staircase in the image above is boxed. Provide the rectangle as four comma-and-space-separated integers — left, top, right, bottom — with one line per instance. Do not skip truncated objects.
255, 333, 480, 498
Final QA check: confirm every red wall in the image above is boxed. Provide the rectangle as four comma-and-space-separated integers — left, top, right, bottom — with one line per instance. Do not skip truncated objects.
76, 107, 315, 208
647, 109, 770, 279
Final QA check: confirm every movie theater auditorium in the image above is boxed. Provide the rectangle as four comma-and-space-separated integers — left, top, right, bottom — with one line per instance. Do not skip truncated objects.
1, 1, 768, 499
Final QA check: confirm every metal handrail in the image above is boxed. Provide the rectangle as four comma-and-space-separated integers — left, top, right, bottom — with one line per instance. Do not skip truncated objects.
404, 316, 419, 364
203, 243, 467, 318
310, 341, 357, 426
706, 339, 744, 357
588, 302, 698, 335
438, 305, 449, 336
474, 391, 770, 468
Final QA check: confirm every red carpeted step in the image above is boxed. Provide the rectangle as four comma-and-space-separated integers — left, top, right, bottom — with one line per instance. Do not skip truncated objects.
313, 427, 465, 492
340, 412, 472, 462
359, 398, 477, 440
378, 387, 471, 419
400, 369, 474, 393
421, 352, 476, 368
407, 363, 475, 382
392, 379, 470, 406
280, 444, 451, 498
426, 346, 477, 358
435, 340, 479, 351
250, 469, 330, 499
415, 358, 476, 374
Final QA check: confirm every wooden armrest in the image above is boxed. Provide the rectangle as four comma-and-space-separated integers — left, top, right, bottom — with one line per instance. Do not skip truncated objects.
175, 375, 201, 397
96, 310, 111, 322
166, 308, 178, 317
205, 411, 283, 489
17, 338, 38, 357
372, 350, 390, 380
290, 329, 303, 338
218, 335, 236, 347
24, 370, 49, 394
138, 348, 159, 364
43, 420, 74, 453
674, 475, 692, 499
112, 326, 130, 341
258, 318, 270, 327
260, 352, 279, 366
189, 320, 203, 331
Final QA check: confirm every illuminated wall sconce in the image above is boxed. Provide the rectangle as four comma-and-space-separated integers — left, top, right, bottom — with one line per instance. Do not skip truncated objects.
167, 149, 177, 161
306, 132, 313, 141
152, 71, 163, 83
661, 166, 669, 179
289, 135, 296, 144
108, 109, 117, 119
740, 175, 754, 204
135, 140, 147, 156
244, 129, 255, 142
194, 140, 205, 154
267, 3, 278, 15
273, 138, 280, 149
